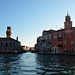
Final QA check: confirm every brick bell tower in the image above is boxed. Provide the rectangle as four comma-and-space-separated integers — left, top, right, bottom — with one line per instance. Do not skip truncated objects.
64, 13, 72, 29
6, 26, 12, 38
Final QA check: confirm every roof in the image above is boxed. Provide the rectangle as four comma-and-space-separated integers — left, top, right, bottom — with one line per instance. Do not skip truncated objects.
0, 37, 20, 42
56, 27, 75, 32
42, 27, 75, 36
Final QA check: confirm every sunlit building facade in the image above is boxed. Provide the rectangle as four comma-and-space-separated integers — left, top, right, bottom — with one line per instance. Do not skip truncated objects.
36, 13, 75, 53
0, 27, 25, 53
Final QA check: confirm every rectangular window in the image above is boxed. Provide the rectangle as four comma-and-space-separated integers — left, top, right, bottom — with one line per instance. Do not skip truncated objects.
54, 34, 57, 39
14, 43, 15, 46
10, 43, 11, 45
59, 33, 61, 37
1, 43, 2, 46
49, 35, 51, 39
71, 47, 74, 51
64, 41, 66, 45
71, 32, 74, 37
57, 47, 59, 51
64, 48, 67, 51
64, 33, 66, 38
1, 48, 2, 50
6, 43, 8, 47
46, 36, 47, 40
53, 42, 55, 46
49, 41, 51, 44
56, 41, 58, 45
59, 40, 62, 44
71, 41, 74, 45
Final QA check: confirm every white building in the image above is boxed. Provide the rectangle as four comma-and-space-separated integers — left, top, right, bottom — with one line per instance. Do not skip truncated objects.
0, 26, 25, 53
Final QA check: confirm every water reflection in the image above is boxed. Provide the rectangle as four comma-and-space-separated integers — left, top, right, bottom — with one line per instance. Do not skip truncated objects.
0, 54, 21, 75
0, 53, 75, 75
0, 53, 39, 75
36, 54, 75, 75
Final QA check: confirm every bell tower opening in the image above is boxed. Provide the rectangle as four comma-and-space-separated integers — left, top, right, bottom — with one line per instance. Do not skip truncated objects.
64, 13, 72, 29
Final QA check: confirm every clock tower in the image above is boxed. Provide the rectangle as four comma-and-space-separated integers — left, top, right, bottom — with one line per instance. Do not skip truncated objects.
64, 13, 72, 29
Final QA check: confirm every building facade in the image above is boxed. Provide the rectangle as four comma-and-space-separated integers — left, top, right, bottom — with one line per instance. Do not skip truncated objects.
0, 26, 25, 53
35, 13, 75, 53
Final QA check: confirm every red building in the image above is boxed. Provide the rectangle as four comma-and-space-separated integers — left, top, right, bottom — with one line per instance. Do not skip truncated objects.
36, 13, 75, 53
51, 13, 75, 53
51, 28, 75, 53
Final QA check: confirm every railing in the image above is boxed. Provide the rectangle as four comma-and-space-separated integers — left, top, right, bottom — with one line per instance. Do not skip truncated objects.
58, 44, 62, 47
41, 39, 45, 42
58, 37, 62, 40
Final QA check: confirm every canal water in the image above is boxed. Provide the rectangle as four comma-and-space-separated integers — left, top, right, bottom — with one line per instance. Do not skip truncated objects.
0, 52, 75, 75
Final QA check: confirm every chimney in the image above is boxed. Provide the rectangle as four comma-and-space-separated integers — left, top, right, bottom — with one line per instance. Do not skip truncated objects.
16, 37, 18, 41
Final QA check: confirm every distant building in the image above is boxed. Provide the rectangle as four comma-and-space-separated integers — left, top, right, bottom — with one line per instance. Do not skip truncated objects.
29, 47, 35, 53
0, 26, 25, 53
35, 13, 75, 53
22, 46, 30, 51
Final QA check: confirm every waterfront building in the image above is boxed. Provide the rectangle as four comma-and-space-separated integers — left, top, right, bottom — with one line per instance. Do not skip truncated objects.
0, 26, 25, 53
35, 13, 75, 53
22, 46, 30, 51
29, 47, 36, 53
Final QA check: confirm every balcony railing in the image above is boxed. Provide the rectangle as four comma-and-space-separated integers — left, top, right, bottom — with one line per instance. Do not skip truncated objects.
41, 39, 45, 42
58, 44, 62, 47
58, 37, 62, 40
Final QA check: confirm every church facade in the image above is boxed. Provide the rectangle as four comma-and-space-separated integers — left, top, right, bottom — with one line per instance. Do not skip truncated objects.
35, 13, 75, 54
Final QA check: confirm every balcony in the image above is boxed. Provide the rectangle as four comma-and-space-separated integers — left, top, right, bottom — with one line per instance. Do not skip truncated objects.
58, 37, 62, 40
58, 44, 62, 47
41, 39, 45, 43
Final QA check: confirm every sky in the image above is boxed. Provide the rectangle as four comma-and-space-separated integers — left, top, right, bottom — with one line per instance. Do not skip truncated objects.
0, 0, 75, 47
